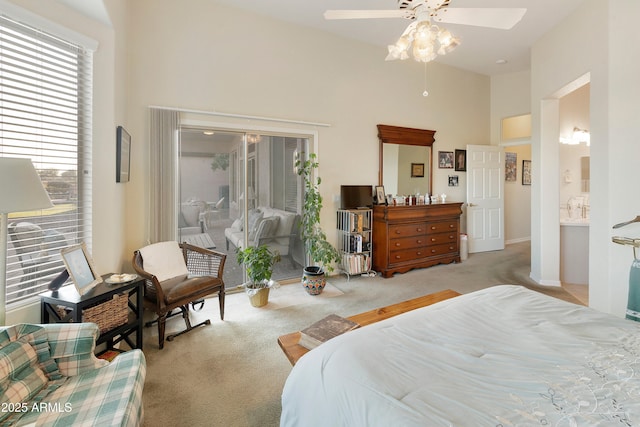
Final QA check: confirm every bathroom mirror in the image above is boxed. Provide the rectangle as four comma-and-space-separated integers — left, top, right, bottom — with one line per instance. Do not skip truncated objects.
377, 124, 435, 196
581, 156, 590, 193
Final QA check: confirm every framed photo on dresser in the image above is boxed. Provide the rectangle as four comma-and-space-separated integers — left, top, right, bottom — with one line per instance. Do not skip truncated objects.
375, 185, 386, 205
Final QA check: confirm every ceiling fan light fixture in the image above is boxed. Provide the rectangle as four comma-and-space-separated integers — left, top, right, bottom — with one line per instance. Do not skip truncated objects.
413, 44, 436, 63
325, 2, 527, 64
386, 18, 460, 63
437, 31, 460, 55
386, 36, 412, 60
414, 21, 434, 41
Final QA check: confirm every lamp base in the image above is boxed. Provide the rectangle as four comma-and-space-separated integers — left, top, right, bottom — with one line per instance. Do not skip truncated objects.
48, 269, 69, 292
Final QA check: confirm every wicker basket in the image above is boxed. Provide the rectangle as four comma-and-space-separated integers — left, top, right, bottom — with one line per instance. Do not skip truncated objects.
83, 292, 129, 333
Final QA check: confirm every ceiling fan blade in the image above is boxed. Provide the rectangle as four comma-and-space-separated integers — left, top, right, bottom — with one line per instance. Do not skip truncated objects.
324, 10, 410, 20
435, 8, 527, 30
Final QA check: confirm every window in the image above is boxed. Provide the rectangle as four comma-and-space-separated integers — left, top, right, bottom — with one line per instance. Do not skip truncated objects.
0, 15, 93, 305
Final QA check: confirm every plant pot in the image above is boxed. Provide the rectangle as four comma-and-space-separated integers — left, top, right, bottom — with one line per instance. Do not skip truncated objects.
247, 285, 270, 307
302, 266, 326, 295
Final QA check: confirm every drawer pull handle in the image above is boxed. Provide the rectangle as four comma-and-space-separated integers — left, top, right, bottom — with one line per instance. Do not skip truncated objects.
431, 238, 436, 242
431, 249, 437, 253
416, 252, 422, 256
395, 242, 401, 247
431, 226, 436, 230
449, 224, 454, 228
395, 230, 401, 234
395, 255, 401, 259
416, 228, 423, 232
416, 239, 422, 244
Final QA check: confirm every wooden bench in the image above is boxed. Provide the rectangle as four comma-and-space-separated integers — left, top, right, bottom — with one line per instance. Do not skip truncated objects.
277, 289, 461, 365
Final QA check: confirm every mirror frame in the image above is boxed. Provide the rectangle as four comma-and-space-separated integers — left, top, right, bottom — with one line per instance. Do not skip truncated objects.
377, 124, 436, 195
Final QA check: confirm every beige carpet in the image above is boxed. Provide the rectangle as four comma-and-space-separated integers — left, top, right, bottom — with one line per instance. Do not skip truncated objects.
149, 282, 345, 337
140, 241, 583, 427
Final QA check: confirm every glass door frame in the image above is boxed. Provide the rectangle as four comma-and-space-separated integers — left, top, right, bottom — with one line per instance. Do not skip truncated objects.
179, 118, 318, 285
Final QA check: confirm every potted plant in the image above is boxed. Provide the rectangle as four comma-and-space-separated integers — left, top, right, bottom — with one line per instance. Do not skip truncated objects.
296, 153, 341, 295
236, 245, 281, 307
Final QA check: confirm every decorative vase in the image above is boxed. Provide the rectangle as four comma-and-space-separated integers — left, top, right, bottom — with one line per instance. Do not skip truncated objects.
302, 266, 326, 295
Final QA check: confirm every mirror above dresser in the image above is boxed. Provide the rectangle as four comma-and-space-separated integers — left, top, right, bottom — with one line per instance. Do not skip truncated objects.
377, 124, 435, 197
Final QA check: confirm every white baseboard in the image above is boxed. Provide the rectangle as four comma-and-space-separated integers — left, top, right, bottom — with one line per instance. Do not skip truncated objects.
529, 272, 562, 287
506, 237, 531, 245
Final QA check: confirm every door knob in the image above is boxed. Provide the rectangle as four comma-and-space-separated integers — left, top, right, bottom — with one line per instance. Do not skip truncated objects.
468, 203, 476, 207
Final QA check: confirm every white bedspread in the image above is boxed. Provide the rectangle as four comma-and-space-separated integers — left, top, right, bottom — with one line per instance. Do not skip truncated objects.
280, 285, 640, 427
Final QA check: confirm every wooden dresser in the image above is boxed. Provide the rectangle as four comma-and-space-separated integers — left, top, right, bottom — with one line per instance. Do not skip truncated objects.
372, 202, 463, 278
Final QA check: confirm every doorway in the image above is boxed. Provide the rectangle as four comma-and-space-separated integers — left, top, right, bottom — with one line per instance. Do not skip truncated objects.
178, 126, 309, 289
558, 82, 590, 304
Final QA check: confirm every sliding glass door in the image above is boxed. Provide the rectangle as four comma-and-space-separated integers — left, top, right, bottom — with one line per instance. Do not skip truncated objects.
178, 127, 308, 288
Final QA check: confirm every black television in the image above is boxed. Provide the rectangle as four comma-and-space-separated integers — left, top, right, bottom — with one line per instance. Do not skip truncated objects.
340, 185, 373, 209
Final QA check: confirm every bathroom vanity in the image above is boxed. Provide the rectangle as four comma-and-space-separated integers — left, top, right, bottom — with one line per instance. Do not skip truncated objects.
560, 218, 589, 285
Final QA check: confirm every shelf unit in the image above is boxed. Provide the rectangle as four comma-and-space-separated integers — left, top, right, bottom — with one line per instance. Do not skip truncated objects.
337, 208, 373, 280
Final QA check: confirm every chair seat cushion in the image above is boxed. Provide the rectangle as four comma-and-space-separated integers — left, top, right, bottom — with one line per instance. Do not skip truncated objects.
152, 275, 223, 305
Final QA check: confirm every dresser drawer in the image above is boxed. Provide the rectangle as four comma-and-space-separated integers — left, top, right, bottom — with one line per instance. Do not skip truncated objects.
389, 235, 430, 250
389, 223, 428, 238
426, 220, 458, 233
425, 232, 458, 246
389, 243, 459, 265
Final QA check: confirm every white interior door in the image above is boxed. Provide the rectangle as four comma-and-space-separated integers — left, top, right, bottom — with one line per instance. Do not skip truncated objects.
466, 145, 505, 253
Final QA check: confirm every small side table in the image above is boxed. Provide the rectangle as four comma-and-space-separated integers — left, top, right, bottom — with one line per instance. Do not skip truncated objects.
40, 274, 144, 352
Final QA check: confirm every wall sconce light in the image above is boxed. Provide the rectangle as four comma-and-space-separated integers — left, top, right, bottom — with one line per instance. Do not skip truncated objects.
560, 127, 590, 146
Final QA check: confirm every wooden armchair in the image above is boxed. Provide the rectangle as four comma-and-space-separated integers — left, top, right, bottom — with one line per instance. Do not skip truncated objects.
132, 241, 226, 349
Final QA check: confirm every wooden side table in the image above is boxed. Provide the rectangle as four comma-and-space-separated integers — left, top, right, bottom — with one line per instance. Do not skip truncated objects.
40, 274, 144, 352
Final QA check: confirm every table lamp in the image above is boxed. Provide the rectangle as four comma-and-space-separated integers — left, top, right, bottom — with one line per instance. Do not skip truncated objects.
0, 158, 53, 325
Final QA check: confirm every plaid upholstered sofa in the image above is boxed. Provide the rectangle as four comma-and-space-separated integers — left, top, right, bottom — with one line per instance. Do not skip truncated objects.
0, 322, 146, 426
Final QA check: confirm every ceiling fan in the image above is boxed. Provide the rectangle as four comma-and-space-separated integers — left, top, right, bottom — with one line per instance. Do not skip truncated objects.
325, 0, 527, 63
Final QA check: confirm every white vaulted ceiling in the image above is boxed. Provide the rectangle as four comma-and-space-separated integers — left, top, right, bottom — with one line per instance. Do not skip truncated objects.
211, 0, 587, 76
56, 0, 587, 76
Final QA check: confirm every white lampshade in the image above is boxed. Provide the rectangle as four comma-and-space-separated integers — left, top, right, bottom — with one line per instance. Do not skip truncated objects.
0, 158, 52, 213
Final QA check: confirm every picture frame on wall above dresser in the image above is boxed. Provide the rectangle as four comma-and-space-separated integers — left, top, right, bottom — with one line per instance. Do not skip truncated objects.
438, 151, 454, 169
454, 149, 466, 171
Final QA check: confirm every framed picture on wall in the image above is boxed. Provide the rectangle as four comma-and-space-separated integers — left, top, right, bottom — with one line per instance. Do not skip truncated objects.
505, 152, 517, 181
448, 175, 459, 187
116, 126, 131, 183
411, 163, 425, 177
454, 149, 466, 171
522, 160, 532, 185
438, 151, 454, 169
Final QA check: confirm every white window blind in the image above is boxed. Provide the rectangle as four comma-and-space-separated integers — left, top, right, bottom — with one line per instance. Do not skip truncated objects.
0, 14, 93, 305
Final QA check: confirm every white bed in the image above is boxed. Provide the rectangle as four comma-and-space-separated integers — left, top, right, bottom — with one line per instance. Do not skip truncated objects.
280, 285, 640, 426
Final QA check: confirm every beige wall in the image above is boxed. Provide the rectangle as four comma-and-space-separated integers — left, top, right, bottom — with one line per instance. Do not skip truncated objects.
502, 145, 532, 244
491, 70, 532, 244
124, 0, 490, 257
